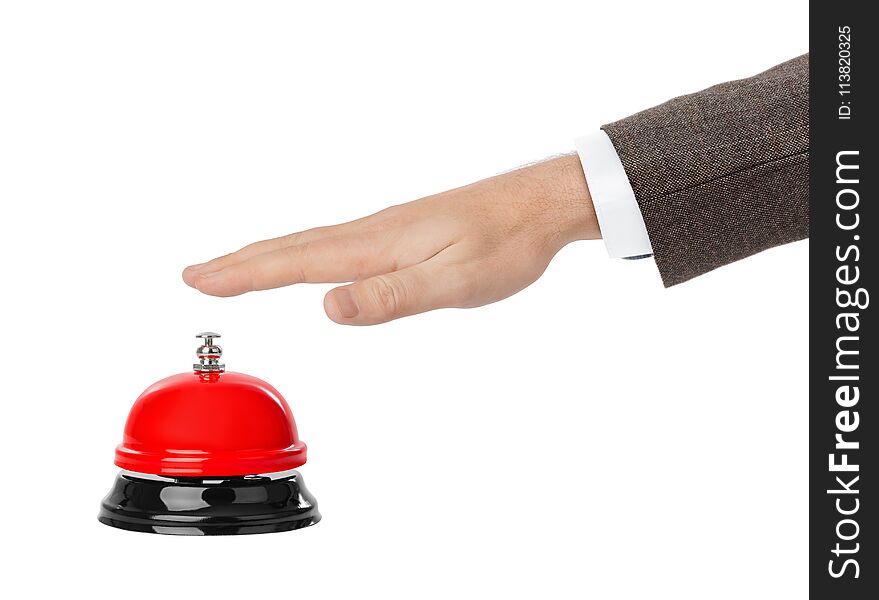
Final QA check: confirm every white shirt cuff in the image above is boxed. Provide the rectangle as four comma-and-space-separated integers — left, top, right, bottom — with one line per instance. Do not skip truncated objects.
575, 130, 653, 259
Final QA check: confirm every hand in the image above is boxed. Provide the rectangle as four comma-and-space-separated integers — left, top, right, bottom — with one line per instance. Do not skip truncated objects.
182, 154, 599, 325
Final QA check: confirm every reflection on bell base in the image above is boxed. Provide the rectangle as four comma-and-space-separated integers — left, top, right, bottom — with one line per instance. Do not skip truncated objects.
98, 469, 321, 536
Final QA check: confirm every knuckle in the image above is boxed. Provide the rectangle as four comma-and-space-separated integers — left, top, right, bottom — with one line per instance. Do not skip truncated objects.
282, 231, 304, 246
280, 242, 305, 261
370, 274, 405, 317
376, 247, 401, 275
242, 264, 258, 293
280, 243, 311, 282
369, 205, 410, 231
240, 241, 262, 254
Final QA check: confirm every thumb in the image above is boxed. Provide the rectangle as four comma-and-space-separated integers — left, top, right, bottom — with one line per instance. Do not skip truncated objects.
323, 262, 471, 326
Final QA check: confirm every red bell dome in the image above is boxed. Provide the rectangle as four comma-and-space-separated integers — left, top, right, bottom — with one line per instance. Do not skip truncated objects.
114, 333, 307, 477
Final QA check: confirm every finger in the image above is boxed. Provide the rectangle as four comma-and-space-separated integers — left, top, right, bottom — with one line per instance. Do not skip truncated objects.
323, 259, 473, 326
191, 231, 441, 297
182, 226, 337, 288
182, 233, 306, 287
182, 211, 393, 287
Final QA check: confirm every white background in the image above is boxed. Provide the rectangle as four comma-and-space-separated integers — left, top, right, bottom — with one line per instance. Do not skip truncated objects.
0, 1, 808, 598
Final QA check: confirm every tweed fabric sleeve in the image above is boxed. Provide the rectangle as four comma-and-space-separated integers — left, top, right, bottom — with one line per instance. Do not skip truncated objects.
601, 54, 809, 286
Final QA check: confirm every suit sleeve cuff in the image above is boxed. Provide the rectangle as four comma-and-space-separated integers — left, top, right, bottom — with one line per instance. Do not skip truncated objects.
574, 130, 653, 259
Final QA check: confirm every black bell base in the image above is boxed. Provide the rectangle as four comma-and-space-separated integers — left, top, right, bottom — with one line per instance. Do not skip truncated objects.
99, 469, 321, 536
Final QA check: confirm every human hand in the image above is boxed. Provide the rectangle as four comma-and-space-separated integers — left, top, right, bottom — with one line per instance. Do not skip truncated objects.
182, 154, 599, 325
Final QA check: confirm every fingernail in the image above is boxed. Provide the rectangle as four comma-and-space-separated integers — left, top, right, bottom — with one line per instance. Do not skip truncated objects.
185, 263, 206, 272
193, 272, 221, 292
193, 270, 221, 292
332, 288, 359, 318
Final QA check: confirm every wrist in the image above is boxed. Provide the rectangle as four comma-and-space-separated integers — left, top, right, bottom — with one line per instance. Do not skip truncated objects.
528, 154, 601, 247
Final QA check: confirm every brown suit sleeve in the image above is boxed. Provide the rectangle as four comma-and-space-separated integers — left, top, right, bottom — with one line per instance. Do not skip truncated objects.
601, 54, 809, 286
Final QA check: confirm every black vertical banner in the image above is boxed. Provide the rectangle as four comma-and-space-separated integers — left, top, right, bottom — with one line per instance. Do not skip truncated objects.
810, 2, 877, 598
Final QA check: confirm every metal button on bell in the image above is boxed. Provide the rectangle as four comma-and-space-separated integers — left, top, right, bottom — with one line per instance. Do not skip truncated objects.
98, 333, 321, 535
